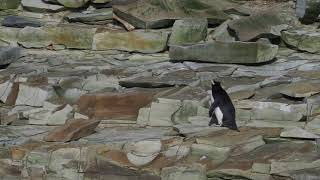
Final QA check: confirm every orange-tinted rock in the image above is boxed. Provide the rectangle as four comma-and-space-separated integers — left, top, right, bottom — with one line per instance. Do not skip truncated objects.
77, 90, 156, 119
44, 119, 101, 142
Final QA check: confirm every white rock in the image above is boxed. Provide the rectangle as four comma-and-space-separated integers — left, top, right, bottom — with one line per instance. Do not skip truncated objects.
15, 84, 48, 107
136, 107, 150, 126
126, 152, 158, 167
148, 101, 181, 127
47, 104, 73, 125
126, 140, 162, 166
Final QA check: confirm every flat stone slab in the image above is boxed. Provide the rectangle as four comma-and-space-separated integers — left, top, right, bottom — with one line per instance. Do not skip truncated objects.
44, 119, 101, 142
21, 0, 65, 12
65, 8, 113, 24
0, 0, 21, 10
93, 30, 169, 53
18, 26, 96, 49
77, 89, 158, 119
280, 127, 320, 139
169, 41, 278, 64
2, 16, 42, 28
113, 0, 249, 29
280, 81, 320, 98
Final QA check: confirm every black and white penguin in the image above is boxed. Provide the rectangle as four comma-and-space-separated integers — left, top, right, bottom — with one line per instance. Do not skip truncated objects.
208, 80, 239, 131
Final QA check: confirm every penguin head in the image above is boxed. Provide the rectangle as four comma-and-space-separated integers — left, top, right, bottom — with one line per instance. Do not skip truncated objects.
211, 80, 223, 95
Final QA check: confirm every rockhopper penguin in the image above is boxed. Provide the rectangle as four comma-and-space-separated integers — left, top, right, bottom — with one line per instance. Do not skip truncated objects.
209, 80, 239, 131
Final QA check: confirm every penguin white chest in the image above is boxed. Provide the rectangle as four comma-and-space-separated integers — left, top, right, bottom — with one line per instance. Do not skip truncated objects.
210, 94, 223, 126
214, 107, 223, 125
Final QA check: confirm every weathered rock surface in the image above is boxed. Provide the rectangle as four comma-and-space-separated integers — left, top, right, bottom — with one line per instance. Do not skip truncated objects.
44, 119, 101, 142
113, 0, 249, 29
280, 81, 320, 98
161, 164, 207, 180
57, 0, 90, 8
21, 0, 65, 12
93, 30, 169, 53
0, 46, 21, 65
65, 8, 113, 24
18, 26, 96, 49
282, 30, 320, 53
2, 16, 42, 28
168, 18, 207, 46
169, 41, 278, 64
280, 127, 320, 139
0, 0, 21, 10
228, 11, 287, 41
78, 90, 157, 119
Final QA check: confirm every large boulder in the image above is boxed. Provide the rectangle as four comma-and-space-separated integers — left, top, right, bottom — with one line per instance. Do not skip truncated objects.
0, 0, 21, 10
228, 10, 287, 41
18, 26, 96, 49
57, 0, 90, 8
296, 0, 320, 24
169, 41, 278, 64
113, 0, 250, 29
282, 30, 320, 53
93, 30, 169, 53
168, 18, 207, 46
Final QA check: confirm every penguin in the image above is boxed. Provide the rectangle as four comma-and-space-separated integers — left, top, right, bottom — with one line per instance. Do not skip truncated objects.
209, 80, 239, 131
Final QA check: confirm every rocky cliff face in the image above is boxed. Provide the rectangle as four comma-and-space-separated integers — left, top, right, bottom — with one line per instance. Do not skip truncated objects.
0, 0, 320, 179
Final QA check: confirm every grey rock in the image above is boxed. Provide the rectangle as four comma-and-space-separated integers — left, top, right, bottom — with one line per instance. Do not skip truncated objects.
18, 26, 96, 49
280, 127, 320, 139
65, 8, 113, 24
161, 164, 207, 180
209, 20, 235, 42
280, 81, 320, 98
113, 0, 250, 29
169, 41, 278, 64
0, 46, 21, 65
2, 16, 42, 28
57, 0, 90, 8
228, 10, 287, 41
191, 143, 230, 163
169, 18, 207, 46
21, 0, 65, 12
296, 0, 320, 24
282, 30, 320, 53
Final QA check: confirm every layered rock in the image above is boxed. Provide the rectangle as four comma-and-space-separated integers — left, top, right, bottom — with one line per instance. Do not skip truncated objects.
93, 30, 169, 53
169, 41, 278, 64
21, 0, 65, 12
282, 30, 320, 53
0, 46, 21, 66
44, 119, 101, 142
113, 0, 249, 29
57, 0, 90, 8
18, 26, 96, 49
